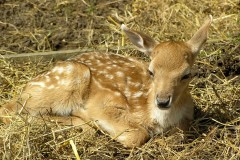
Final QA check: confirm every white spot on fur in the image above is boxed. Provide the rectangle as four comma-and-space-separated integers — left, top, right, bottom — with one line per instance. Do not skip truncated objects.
134, 82, 141, 88
45, 76, 51, 82
143, 92, 149, 97
89, 55, 94, 59
52, 67, 64, 74
55, 76, 60, 80
130, 64, 137, 68
66, 64, 74, 74
135, 105, 142, 109
114, 92, 121, 96
128, 58, 136, 62
124, 87, 131, 97
129, 81, 142, 88
127, 77, 132, 81
98, 63, 104, 66
58, 79, 70, 85
132, 91, 143, 98
106, 66, 112, 70
99, 70, 107, 74
87, 62, 92, 65
47, 85, 55, 89
30, 82, 46, 88
119, 60, 125, 64
106, 74, 114, 79
116, 71, 124, 77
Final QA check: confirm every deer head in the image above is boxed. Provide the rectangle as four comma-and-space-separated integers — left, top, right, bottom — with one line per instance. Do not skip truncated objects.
122, 16, 212, 109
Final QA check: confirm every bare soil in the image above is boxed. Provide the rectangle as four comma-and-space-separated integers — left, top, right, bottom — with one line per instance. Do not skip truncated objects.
0, 0, 129, 53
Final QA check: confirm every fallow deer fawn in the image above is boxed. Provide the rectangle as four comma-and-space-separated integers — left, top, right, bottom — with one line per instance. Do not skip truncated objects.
0, 16, 212, 147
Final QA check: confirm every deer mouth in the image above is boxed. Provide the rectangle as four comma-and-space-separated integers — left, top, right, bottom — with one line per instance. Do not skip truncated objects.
155, 96, 172, 109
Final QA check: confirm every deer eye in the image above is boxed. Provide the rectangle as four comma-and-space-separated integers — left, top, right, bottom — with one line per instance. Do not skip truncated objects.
148, 70, 154, 77
181, 73, 191, 80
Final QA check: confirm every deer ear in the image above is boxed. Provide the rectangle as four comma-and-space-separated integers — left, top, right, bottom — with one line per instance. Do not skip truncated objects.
121, 24, 156, 55
187, 15, 213, 55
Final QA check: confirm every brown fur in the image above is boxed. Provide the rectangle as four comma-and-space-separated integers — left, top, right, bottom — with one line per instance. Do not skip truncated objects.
0, 17, 212, 147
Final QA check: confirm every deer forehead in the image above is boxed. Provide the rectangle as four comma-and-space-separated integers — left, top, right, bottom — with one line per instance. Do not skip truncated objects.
149, 42, 193, 74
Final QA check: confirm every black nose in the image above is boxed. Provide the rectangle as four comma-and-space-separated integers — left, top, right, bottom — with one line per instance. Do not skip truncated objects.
156, 97, 170, 109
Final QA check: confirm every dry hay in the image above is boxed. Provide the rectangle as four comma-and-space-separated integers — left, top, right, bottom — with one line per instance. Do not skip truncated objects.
0, 0, 239, 159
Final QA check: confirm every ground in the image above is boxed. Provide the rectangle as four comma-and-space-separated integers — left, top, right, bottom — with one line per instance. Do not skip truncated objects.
0, 0, 239, 159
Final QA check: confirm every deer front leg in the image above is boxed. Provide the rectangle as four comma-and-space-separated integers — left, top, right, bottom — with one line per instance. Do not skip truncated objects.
89, 108, 149, 147
96, 119, 149, 148
116, 126, 150, 148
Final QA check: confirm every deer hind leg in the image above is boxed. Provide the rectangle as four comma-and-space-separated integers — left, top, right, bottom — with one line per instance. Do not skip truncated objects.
0, 61, 91, 124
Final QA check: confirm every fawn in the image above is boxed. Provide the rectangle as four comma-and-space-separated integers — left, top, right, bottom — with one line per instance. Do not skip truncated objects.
0, 16, 212, 147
